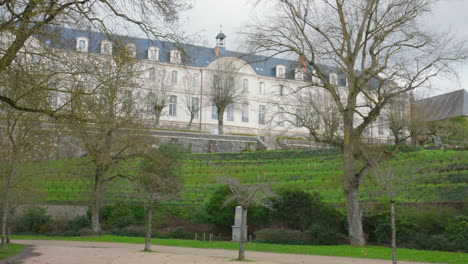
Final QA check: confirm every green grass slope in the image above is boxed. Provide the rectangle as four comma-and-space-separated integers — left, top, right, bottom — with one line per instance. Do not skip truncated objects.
20, 149, 467, 204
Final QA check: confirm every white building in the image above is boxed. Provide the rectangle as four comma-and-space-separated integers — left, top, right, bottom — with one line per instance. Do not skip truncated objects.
14, 27, 398, 145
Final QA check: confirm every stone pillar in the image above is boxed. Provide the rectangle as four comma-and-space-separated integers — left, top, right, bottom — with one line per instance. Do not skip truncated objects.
232, 206, 247, 242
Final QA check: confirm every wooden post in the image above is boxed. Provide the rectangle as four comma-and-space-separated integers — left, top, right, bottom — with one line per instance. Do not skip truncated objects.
195, 233, 198, 241
203, 232, 206, 241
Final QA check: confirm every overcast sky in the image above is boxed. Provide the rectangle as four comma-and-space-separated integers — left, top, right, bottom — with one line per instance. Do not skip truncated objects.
181, 0, 468, 97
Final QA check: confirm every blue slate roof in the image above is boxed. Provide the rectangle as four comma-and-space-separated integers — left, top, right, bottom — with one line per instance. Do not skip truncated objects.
43, 27, 343, 82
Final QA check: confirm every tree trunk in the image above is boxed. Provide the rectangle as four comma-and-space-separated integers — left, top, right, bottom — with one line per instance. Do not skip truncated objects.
188, 115, 194, 129
217, 107, 225, 134
238, 208, 247, 260
144, 204, 153, 251
1, 196, 9, 253
1, 159, 14, 252
343, 141, 365, 246
154, 109, 162, 128
391, 199, 397, 264
91, 166, 104, 233
218, 116, 224, 134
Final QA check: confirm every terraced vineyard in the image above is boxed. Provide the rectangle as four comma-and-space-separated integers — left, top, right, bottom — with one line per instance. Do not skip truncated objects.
22, 149, 467, 205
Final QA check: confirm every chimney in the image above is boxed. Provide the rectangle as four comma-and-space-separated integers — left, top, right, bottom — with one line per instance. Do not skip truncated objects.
298, 55, 307, 72
214, 46, 220, 56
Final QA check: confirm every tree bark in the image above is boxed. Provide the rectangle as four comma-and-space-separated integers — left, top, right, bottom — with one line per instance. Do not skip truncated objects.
144, 204, 153, 251
91, 166, 104, 233
154, 109, 162, 128
238, 208, 247, 260
1, 158, 14, 252
218, 114, 224, 134
391, 199, 397, 264
1, 195, 9, 253
343, 141, 365, 246
188, 115, 194, 129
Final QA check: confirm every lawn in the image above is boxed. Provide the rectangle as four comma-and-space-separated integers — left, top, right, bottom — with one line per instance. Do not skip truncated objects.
12, 235, 468, 264
0, 244, 25, 261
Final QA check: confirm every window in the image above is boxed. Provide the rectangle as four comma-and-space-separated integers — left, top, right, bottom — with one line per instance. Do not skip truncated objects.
329, 73, 338, 85
242, 103, 249, 123
212, 104, 218, 119
126, 43, 136, 57
258, 105, 265, 125
168, 95, 177, 116
312, 70, 320, 84
192, 97, 199, 119
294, 109, 303, 127
243, 79, 249, 93
193, 73, 200, 88
279, 85, 284, 96
149, 68, 156, 81
378, 117, 384, 136
101, 40, 112, 55
171, 70, 178, 84
276, 65, 286, 78
227, 104, 234, 121
259, 82, 265, 94
148, 47, 159, 61
278, 113, 284, 127
295, 68, 304, 80
170, 50, 181, 63
76, 37, 88, 52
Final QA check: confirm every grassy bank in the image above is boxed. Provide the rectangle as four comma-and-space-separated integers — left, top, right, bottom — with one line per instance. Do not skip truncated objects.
0, 244, 25, 261
12, 235, 468, 264
21, 149, 467, 204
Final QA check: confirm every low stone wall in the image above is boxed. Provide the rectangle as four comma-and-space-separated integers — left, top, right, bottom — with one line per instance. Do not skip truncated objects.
55, 129, 267, 158
17, 204, 88, 221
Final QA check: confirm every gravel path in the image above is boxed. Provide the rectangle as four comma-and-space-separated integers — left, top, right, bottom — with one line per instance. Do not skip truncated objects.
11, 240, 433, 264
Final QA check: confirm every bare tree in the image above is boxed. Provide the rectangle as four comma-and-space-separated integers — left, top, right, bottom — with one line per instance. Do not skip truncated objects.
221, 178, 275, 261
0, 72, 50, 252
183, 73, 200, 128
56, 43, 145, 233
385, 96, 411, 145
147, 69, 170, 128
276, 88, 342, 147
134, 143, 184, 251
364, 147, 419, 264
0, 0, 190, 115
247, 0, 465, 246
207, 59, 245, 134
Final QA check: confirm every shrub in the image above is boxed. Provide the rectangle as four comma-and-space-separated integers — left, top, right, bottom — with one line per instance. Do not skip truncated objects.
16, 206, 52, 233
255, 228, 308, 245
165, 226, 192, 239
271, 189, 346, 234
67, 215, 90, 231
306, 223, 348, 245
114, 225, 147, 237
103, 202, 138, 229
195, 186, 271, 232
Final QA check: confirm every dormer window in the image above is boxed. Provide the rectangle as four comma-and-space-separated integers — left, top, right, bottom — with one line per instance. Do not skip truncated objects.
311, 70, 321, 84
76, 37, 88, 52
126, 43, 136, 57
170, 50, 181, 64
100, 40, 112, 55
148, 46, 159, 61
329, 73, 338, 85
276, 65, 286, 78
295, 68, 304, 80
